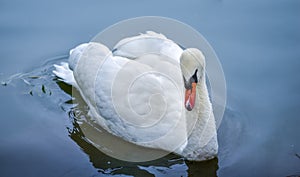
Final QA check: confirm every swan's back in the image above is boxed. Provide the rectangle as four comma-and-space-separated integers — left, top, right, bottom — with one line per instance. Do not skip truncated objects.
113, 31, 183, 62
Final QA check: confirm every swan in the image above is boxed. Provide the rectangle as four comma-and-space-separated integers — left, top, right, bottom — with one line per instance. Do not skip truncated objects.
53, 31, 218, 161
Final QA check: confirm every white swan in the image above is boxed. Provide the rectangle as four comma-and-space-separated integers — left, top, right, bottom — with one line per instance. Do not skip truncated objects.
53, 31, 218, 161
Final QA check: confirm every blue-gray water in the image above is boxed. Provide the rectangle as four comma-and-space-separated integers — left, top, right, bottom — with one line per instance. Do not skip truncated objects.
0, 0, 299, 177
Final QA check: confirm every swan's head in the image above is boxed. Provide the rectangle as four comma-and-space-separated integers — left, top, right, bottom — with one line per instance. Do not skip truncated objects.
180, 48, 205, 111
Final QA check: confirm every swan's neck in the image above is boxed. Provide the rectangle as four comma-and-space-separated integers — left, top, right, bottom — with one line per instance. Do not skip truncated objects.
181, 74, 217, 160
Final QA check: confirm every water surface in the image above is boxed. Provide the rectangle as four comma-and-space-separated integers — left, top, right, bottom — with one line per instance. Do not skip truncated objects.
1, 0, 300, 176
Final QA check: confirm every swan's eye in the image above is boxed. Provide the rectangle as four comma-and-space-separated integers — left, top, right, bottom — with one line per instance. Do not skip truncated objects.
190, 69, 198, 83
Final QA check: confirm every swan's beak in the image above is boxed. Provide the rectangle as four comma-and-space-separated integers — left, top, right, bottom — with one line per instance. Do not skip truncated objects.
185, 82, 197, 111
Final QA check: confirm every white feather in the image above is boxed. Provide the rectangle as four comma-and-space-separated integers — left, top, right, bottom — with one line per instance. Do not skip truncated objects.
53, 62, 78, 88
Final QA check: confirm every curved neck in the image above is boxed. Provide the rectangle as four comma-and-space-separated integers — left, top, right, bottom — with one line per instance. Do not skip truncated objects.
181, 73, 217, 158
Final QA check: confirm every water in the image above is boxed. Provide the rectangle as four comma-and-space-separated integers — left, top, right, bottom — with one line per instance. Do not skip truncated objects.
0, 0, 300, 176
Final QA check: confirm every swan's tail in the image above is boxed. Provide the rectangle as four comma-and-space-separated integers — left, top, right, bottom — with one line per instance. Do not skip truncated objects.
53, 62, 78, 88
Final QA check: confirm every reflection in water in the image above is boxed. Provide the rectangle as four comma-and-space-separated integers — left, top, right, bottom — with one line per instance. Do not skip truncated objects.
68, 118, 218, 176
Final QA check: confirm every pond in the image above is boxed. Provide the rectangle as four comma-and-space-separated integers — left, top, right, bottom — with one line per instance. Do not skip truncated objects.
0, 0, 299, 177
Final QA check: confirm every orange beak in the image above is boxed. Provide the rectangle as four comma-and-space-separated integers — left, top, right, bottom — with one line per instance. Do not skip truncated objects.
185, 82, 197, 111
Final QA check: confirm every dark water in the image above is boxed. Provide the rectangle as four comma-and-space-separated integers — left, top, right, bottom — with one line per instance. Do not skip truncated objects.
1, 0, 300, 177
